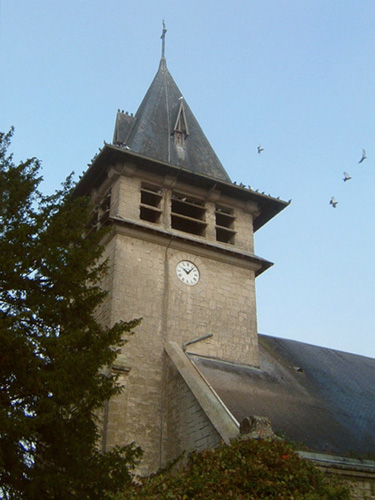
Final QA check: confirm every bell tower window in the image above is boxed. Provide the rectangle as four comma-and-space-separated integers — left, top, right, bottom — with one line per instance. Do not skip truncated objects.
171, 192, 207, 236
140, 183, 162, 223
88, 190, 112, 232
215, 205, 236, 244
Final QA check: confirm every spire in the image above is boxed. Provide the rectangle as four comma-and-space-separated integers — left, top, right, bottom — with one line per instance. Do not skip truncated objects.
112, 32, 231, 182
161, 20, 167, 59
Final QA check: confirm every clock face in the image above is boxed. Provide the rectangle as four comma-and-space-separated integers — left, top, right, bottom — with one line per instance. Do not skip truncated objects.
176, 260, 200, 286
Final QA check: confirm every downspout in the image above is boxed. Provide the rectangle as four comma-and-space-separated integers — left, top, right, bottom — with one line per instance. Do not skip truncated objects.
183, 333, 213, 352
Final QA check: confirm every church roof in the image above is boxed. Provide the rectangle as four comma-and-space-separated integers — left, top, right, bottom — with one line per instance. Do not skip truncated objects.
191, 335, 375, 457
113, 57, 231, 182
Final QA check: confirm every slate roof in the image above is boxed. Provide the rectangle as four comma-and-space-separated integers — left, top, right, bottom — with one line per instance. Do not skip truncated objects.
191, 334, 375, 457
113, 57, 231, 182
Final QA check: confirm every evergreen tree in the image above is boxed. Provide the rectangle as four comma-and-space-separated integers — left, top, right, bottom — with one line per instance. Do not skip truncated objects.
0, 129, 142, 500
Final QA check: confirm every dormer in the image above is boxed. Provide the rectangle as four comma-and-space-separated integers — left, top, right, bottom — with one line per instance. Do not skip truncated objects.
172, 100, 189, 147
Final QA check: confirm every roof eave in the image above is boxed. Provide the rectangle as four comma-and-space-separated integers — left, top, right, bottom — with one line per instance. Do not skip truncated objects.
74, 144, 290, 231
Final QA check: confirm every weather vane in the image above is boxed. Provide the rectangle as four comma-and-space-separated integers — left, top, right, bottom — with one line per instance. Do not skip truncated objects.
161, 19, 167, 58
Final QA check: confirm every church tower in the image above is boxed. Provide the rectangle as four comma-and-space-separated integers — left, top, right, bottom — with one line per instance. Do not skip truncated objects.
75, 30, 288, 474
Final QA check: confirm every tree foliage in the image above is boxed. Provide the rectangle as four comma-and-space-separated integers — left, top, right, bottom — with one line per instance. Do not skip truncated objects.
115, 438, 351, 500
0, 129, 142, 500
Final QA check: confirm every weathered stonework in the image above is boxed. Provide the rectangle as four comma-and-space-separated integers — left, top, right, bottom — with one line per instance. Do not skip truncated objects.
164, 353, 224, 464
298, 452, 375, 500
95, 163, 261, 473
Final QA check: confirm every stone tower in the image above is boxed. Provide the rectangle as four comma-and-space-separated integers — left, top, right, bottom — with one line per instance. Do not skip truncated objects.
75, 43, 288, 474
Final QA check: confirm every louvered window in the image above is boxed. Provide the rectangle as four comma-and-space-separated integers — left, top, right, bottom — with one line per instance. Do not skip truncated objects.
215, 205, 235, 244
171, 192, 206, 236
140, 183, 162, 223
88, 190, 111, 232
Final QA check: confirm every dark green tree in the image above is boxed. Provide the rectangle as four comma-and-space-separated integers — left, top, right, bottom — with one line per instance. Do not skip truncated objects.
0, 129, 142, 500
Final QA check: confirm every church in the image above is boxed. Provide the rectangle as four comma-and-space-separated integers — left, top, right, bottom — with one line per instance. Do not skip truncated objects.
74, 30, 375, 496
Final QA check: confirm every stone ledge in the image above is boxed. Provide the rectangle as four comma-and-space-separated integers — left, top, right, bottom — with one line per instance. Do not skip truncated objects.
297, 450, 375, 477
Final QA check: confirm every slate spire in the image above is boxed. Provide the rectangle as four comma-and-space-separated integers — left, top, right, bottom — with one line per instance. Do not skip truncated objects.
112, 32, 231, 182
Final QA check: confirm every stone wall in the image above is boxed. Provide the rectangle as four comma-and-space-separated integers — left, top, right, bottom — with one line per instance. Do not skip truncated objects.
327, 468, 375, 499
325, 467, 375, 500
164, 355, 222, 464
298, 451, 375, 500
163, 341, 239, 466
346, 478, 375, 500
99, 166, 260, 473
101, 229, 258, 472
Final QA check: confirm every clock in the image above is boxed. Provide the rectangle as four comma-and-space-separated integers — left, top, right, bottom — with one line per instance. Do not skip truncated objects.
176, 260, 200, 286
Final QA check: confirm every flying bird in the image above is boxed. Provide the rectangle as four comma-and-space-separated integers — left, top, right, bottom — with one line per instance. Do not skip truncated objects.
358, 149, 367, 163
257, 145, 264, 154
343, 172, 351, 182
330, 197, 338, 208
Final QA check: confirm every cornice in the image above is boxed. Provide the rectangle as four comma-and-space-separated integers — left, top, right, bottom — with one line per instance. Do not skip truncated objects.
109, 215, 273, 276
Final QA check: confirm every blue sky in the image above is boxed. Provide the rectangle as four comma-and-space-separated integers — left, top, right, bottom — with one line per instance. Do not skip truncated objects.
1, 1, 375, 358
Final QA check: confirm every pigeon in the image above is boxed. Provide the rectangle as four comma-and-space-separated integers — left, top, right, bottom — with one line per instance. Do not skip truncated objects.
358, 149, 367, 163
257, 145, 264, 154
343, 172, 351, 182
330, 197, 338, 208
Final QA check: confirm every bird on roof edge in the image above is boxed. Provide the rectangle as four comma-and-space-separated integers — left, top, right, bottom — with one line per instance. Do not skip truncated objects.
343, 172, 351, 182
330, 197, 338, 208
257, 145, 264, 154
358, 149, 367, 163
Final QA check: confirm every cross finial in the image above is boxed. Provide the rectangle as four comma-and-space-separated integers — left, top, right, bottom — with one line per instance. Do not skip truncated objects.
161, 19, 167, 58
